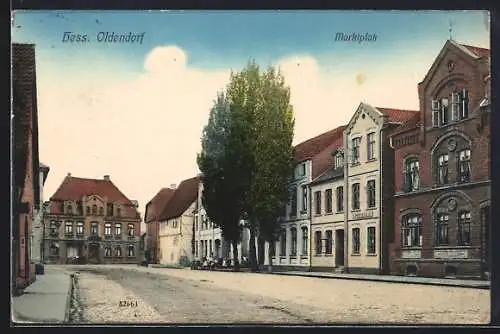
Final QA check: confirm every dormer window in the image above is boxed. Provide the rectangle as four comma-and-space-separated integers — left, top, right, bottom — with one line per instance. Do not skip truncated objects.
334, 152, 344, 169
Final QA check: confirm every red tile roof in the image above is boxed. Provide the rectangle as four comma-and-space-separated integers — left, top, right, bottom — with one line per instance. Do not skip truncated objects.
293, 125, 346, 162
389, 112, 421, 137
376, 107, 419, 124
145, 188, 176, 223
157, 176, 200, 221
50, 175, 134, 205
460, 44, 490, 58
311, 136, 344, 179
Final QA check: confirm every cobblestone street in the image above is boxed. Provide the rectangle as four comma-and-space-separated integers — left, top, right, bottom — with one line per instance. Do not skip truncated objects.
62, 265, 489, 325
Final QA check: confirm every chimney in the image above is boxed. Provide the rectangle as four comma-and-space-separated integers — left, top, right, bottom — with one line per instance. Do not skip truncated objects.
67, 173, 71, 177
170, 184, 176, 189
103, 175, 110, 181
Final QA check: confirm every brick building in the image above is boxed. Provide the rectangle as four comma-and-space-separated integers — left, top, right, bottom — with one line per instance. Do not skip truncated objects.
144, 186, 176, 263
44, 174, 142, 264
12, 43, 41, 291
389, 40, 491, 279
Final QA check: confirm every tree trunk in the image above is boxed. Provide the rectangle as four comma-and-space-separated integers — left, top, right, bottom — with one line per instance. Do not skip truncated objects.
249, 224, 258, 271
267, 240, 274, 273
257, 235, 265, 272
231, 240, 240, 272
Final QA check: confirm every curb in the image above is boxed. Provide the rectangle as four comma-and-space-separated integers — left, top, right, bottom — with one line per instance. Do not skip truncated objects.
64, 273, 75, 323
269, 272, 490, 289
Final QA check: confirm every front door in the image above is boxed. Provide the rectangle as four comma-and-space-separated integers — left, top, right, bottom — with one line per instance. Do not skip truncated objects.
335, 229, 345, 267
88, 243, 101, 264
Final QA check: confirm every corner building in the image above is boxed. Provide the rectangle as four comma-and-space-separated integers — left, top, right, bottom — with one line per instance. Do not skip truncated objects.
389, 40, 491, 279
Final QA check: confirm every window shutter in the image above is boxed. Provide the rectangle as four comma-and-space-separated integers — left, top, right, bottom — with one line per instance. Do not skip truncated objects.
431, 99, 440, 127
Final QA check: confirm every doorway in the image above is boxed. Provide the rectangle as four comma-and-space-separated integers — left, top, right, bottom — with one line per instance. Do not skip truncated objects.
88, 243, 101, 264
481, 205, 490, 275
335, 229, 345, 267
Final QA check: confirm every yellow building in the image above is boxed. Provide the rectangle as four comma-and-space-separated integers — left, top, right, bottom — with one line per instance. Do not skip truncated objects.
157, 176, 200, 266
344, 102, 418, 274
310, 147, 346, 272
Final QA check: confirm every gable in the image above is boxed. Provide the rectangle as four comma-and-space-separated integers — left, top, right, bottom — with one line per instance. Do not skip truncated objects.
346, 102, 384, 135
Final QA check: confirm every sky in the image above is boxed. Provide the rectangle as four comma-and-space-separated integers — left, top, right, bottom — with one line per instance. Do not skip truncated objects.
12, 10, 490, 232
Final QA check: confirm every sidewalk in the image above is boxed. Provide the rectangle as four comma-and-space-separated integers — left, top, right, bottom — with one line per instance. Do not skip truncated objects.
269, 270, 490, 289
11, 266, 73, 324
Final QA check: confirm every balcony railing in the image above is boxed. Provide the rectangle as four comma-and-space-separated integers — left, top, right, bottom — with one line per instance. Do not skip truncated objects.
104, 234, 113, 240
87, 235, 101, 242
76, 234, 85, 239
115, 234, 122, 240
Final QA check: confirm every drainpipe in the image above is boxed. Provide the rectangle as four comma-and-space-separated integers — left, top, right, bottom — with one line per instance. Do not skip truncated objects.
379, 126, 384, 275
344, 130, 349, 272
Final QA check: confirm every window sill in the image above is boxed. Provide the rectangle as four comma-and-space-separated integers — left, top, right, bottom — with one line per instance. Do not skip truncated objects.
336, 210, 344, 214
313, 214, 322, 217
324, 253, 333, 257
402, 246, 422, 250
366, 158, 377, 163
434, 245, 472, 249
366, 253, 377, 257
300, 255, 308, 259
366, 207, 377, 210
351, 253, 361, 256
290, 255, 297, 259
351, 209, 361, 213
279, 256, 287, 259
300, 211, 308, 215
314, 254, 322, 257
351, 162, 361, 167
324, 212, 334, 216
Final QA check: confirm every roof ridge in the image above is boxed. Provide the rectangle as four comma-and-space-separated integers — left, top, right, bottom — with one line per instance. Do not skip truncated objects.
294, 124, 346, 148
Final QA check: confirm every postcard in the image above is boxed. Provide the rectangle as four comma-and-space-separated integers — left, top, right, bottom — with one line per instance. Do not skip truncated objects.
11, 10, 491, 325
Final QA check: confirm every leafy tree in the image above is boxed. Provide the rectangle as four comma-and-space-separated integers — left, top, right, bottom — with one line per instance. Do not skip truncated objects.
247, 66, 295, 272
197, 90, 251, 271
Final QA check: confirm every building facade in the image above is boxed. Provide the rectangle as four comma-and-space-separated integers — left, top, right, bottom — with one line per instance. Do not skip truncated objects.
157, 176, 199, 266
43, 174, 141, 264
344, 103, 417, 274
273, 126, 346, 270
389, 40, 491, 279
144, 187, 175, 263
32, 163, 50, 263
12, 43, 41, 291
310, 143, 345, 272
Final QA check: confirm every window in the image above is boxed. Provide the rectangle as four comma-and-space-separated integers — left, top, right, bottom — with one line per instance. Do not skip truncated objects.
314, 191, 322, 215
280, 229, 287, 256
128, 245, 135, 257
352, 228, 360, 254
65, 222, 73, 235
440, 97, 450, 126
76, 201, 83, 215
404, 158, 420, 192
195, 241, 199, 257
458, 211, 471, 246
290, 227, 297, 256
402, 215, 422, 247
115, 247, 122, 257
99, 207, 104, 215
92, 205, 97, 215
91, 222, 98, 235
86, 206, 90, 215
105, 247, 112, 257
458, 149, 471, 183
352, 183, 360, 210
325, 230, 333, 254
107, 203, 113, 216
367, 226, 376, 254
437, 154, 449, 185
50, 221, 58, 235
436, 214, 449, 246
367, 132, 376, 160
300, 163, 306, 176
336, 186, 344, 212
290, 187, 297, 217
315, 231, 322, 255
173, 236, 179, 245
351, 137, 361, 164
334, 153, 344, 169
76, 221, 84, 235
325, 189, 333, 213
67, 205, 73, 215
115, 223, 122, 236
301, 227, 308, 255
128, 224, 135, 237
104, 223, 112, 236
458, 89, 469, 120
301, 186, 308, 213
117, 207, 121, 217
367, 180, 376, 208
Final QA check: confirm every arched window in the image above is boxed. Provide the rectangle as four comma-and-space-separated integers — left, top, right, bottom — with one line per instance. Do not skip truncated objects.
128, 224, 135, 237
115, 247, 122, 257
401, 214, 422, 247
458, 149, 471, 183
104, 247, 112, 257
128, 245, 135, 257
290, 227, 297, 256
301, 226, 308, 255
458, 211, 471, 246
435, 213, 449, 246
315, 230, 322, 255
437, 154, 449, 185
403, 158, 420, 192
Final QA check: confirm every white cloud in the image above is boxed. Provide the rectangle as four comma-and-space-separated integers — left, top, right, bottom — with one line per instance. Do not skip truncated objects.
39, 45, 425, 224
